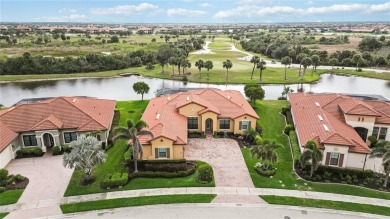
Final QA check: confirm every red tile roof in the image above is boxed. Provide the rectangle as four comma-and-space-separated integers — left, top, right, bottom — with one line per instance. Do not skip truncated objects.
289, 93, 373, 154
0, 121, 18, 152
338, 98, 380, 116
140, 89, 259, 145
0, 97, 116, 149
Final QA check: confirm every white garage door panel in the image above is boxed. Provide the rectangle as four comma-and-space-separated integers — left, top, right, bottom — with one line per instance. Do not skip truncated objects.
0, 145, 12, 168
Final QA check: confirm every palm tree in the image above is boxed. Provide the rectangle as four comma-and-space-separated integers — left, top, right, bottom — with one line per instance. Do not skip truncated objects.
353, 54, 362, 71
282, 86, 294, 98
300, 57, 312, 78
63, 135, 106, 182
223, 59, 233, 80
296, 53, 307, 76
369, 140, 390, 187
250, 56, 260, 80
204, 60, 213, 78
281, 56, 292, 80
183, 60, 191, 74
257, 59, 266, 81
168, 57, 177, 75
311, 55, 320, 75
113, 119, 154, 173
250, 139, 282, 169
299, 140, 323, 178
195, 59, 204, 78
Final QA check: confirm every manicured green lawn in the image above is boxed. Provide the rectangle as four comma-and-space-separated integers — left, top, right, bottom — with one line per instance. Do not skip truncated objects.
60, 194, 216, 214
0, 212, 9, 219
243, 100, 390, 199
261, 195, 390, 217
64, 100, 215, 197
0, 189, 24, 206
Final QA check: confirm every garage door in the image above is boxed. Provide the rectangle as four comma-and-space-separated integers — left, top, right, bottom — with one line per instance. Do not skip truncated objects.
0, 145, 13, 168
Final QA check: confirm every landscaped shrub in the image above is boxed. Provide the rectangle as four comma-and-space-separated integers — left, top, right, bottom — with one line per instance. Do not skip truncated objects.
144, 163, 189, 172
62, 144, 72, 153
289, 131, 301, 166
101, 173, 128, 189
0, 169, 8, 181
197, 164, 213, 183
255, 135, 263, 145
124, 148, 133, 162
254, 162, 276, 176
284, 124, 294, 135
14, 174, 26, 182
188, 131, 205, 138
129, 165, 197, 179
126, 159, 187, 169
16, 147, 44, 158
52, 146, 61, 155
281, 106, 290, 115
357, 68, 363, 72
0, 187, 5, 193
256, 123, 263, 136
367, 135, 377, 147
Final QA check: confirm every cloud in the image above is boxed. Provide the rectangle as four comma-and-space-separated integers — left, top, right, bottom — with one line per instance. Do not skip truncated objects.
91, 3, 159, 15
214, 2, 390, 18
36, 14, 87, 22
199, 2, 212, 7
306, 1, 313, 5
59, 8, 77, 14
167, 8, 207, 17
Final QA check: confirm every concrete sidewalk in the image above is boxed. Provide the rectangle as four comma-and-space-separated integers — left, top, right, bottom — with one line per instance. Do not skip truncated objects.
2, 187, 390, 214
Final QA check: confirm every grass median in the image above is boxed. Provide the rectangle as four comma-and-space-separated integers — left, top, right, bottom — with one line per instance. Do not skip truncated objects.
60, 194, 216, 214
261, 195, 390, 217
0, 189, 24, 206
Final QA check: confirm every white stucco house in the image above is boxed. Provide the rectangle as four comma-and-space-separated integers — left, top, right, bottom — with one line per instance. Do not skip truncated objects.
0, 97, 116, 168
289, 93, 389, 173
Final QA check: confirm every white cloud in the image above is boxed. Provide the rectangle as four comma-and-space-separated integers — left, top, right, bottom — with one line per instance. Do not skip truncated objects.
167, 8, 207, 17
199, 3, 212, 7
306, 1, 313, 5
91, 3, 159, 15
36, 14, 87, 22
59, 8, 77, 14
214, 2, 390, 18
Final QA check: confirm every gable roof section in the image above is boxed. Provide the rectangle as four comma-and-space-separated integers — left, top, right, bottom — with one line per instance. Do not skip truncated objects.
31, 114, 64, 130
289, 93, 370, 154
0, 121, 18, 152
338, 98, 380, 116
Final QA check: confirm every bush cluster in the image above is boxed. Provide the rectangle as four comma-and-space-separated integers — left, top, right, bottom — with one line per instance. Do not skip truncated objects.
197, 164, 213, 183
284, 124, 294, 135
129, 165, 196, 179
101, 173, 129, 189
124, 148, 133, 162
281, 106, 290, 115
126, 159, 187, 169
62, 144, 72, 153
52, 146, 62, 155
145, 163, 189, 172
0, 168, 26, 188
0, 187, 5, 193
16, 147, 43, 158
254, 162, 276, 176
289, 131, 301, 166
188, 131, 206, 138
314, 165, 375, 179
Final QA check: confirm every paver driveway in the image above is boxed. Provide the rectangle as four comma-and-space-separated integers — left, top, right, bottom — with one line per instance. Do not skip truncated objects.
185, 136, 254, 187
5, 153, 74, 218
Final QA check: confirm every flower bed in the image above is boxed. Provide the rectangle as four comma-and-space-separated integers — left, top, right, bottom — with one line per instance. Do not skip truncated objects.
0, 169, 29, 192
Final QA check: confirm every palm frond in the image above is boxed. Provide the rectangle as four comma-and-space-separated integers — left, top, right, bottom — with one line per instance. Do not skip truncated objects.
135, 120, 149, 131
114, 127, 130, 135
112, 134, 130, 144
127, 119, 134, 129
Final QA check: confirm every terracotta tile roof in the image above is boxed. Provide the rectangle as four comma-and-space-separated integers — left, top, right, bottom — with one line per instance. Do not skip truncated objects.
363, 100, 390, 124
140, 89, 258, 145
0, 121, 18, 152
289, 93, 370, 154
0, 96, 115, 133
339, 98, 381, 116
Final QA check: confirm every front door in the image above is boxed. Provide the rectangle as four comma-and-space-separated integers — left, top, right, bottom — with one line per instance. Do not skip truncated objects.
43, 133, 55, 147
205, 119, 213, 132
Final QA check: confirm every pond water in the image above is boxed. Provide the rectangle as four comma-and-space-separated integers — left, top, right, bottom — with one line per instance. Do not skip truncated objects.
0, 74, 389, 106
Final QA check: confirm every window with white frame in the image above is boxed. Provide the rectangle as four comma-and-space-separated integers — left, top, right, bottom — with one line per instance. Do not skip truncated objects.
240, 121, 250, 130
23, 135, 37, 147
64, 132, 77, 143
330, 153, 339, 166
158, 148, 167, 158
372, 127, 388, 140
219, 119, 230, 129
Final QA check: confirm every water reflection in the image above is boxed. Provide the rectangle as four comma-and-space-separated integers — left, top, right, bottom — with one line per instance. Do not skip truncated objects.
0, 74, 388, 106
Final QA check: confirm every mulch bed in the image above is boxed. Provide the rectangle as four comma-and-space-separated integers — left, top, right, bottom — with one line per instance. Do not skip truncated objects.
5, 178, 29, 190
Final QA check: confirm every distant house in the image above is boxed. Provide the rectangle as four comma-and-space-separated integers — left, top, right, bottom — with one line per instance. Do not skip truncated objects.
137, 27, 153, 34
15, 26, 31, 32
154, 27, 169, 34
0, 97, 116, 168
138, 89, 259, 160
68, 26, 86, 32
37, 26, 53, 33
0, 25, 8, 31
289, 93, 389, 171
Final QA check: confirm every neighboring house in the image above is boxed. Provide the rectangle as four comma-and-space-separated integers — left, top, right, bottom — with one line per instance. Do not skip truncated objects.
37, 26, 53, 33
137, 27, 153, 34
15, 26, 31, 32
138, 89, 259, 160
0, 97, 116, 168
289, 93, 390, 172
0, 25, 8, 31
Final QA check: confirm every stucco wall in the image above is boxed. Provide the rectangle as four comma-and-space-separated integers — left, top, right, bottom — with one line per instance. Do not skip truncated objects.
322, 144, 349, 167
233, 115, 257, 134
345, 152, 366, 170
173, 145, 184, 159
200, 112, 218, 133
150, 137, 174, 160
179, 103, 205, 117
0, 145, 13, 168
344, 114, 375, 142
364, 156, 385, 173
142, 145, 152, 160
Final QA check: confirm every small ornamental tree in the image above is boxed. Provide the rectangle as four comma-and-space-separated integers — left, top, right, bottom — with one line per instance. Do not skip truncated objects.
244, 84, 265, 106
133, 82, 150, 101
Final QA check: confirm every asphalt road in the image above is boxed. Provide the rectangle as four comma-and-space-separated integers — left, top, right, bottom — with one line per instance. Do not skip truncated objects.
48, 204, 388, 219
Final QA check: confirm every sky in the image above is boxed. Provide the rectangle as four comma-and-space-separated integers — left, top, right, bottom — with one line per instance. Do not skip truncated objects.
1, 0, 390, 23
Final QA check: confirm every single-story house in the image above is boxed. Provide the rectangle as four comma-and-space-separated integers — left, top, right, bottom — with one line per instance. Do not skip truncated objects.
138, 88, 259, 160
289, 93, 389, 172
0, 97, 116, 168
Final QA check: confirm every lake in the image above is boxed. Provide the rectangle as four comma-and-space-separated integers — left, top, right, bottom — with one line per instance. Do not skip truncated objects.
0, 74, 389, 106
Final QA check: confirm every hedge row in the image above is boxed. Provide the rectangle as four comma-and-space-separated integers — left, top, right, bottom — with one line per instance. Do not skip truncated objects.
101, 173, 128, 189
144, 163, 189, 172
16, 147, 44, 158
307, 165, 376, 179
126, 159, 187, 168
289, 131, 301, 166
129, 164, 196, 179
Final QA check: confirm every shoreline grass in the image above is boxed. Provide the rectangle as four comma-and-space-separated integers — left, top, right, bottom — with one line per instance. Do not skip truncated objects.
261, 195, 390, 217
60, 194, 216, 214
244, 100, 390, 200
0, 189, 24, 206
